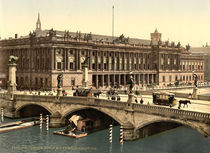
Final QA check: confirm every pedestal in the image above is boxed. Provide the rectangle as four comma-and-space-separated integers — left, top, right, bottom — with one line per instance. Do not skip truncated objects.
57, 88, 63, 97
8, 64, 17, 94
192, 87, 198, 99
125, 93, 135, 111
127, 93, 135, 104
82, 64, 88, 88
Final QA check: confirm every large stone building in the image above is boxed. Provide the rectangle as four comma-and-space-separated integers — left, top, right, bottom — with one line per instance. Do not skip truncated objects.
190, 46, 210, 82
0, 15, 204, 90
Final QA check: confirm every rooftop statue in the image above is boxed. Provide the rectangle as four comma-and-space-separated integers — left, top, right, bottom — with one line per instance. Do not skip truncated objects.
186, 43, 191, 51
49, 28, 56, 38
8, 56, 18, 65
177, 42, 181, 48
57, 72, 63, 88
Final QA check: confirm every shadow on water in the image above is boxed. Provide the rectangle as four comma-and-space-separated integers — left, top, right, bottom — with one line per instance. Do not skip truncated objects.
0, 118, 210, 153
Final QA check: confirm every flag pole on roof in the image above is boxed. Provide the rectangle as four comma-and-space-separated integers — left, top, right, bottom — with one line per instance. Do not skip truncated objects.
112, 3, 115, 43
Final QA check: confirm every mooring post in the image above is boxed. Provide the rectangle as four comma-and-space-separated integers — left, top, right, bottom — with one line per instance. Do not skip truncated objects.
40, 114, 43, 129
1, 108, 4, 122
120, 126, 124, 144
109, 124, 113, 143
46, 115, 49, 131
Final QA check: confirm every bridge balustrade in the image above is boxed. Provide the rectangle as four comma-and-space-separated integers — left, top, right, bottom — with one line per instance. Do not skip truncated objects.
133, 103, 210, 123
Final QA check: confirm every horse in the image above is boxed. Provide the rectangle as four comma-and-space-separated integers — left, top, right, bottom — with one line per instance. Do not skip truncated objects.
93, 91, 102, 98
178, 100, 191, 108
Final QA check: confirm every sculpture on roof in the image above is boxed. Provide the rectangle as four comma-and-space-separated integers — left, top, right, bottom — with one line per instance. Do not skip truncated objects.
171, 42, 175, 48
8, 56, 18, 65
158, 40, 162, 46
49, 28, 56, 38
186, 43, 191, 51
64, 30, 70, 40
115, 34, 129, 44
177, 42, 181, 48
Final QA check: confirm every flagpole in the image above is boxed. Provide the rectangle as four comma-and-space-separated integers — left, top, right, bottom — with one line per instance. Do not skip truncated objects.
112, 5, 114, 43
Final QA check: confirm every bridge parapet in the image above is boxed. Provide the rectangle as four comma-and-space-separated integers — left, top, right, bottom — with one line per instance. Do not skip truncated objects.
14, 94, 58, 102
60, 96, 127, 109
133, 104, 210, 123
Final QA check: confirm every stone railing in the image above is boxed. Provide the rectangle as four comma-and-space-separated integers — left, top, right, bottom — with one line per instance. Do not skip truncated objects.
133, 103, 210, 123
2, 94, 209, 124
61, 96, 127, 109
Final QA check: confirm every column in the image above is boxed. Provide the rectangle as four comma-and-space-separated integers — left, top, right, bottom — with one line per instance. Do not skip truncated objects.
63, 48, 66, 71
119, 74, 121, 86
113, 74, 115, 87
142, 74, 145, 85
102, 75, 104, 87
147, 74, 149, 84
151, 74, 154, 84
108, 74, 110, 87
96, 74, 98, 89
78, 49, 80, 70
89, 50, 92, 70
75, 49, 78, 71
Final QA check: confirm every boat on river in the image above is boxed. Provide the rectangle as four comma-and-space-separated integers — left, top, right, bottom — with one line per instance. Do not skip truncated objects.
53, 130, 87, 138
53, 115, 101, 138
0, 118, 39, 133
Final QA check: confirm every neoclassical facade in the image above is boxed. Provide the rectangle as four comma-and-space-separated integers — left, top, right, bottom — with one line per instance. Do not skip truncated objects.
0, 16, 204, 90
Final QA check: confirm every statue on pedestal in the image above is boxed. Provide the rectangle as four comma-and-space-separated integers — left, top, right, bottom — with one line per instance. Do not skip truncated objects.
193, 74, 198, 87
57, 72, 63, 88
82, 57, 90, 65
129, 73, 134, 93
9, 56, 18, 65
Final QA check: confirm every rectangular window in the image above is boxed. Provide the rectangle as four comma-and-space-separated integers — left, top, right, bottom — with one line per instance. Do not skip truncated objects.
162, 76, 165, 82
161, 58, 164, 65
175, 75, 178, 81
169, 75, 172, 82
174, 59, 176, 65
57, 62, 61, 70
70, 63, 74, 70
92, 64, 95, 70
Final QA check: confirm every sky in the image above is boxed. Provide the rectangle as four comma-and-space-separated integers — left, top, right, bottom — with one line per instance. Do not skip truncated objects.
0, 0, 210, 47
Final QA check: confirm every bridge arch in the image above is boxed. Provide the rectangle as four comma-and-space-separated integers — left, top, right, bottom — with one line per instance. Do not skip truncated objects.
61, 106, 124, 125
136, 118, 209, 138
15, 103, 53, 117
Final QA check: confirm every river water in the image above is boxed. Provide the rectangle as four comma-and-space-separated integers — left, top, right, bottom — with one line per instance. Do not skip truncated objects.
0, 118, 210, 153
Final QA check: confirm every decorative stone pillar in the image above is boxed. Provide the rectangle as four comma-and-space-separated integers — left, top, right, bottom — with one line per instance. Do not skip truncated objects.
57, 88, 63, 97
192, 87, 198, 99
82, 62, 89, 88
8, 63, 17, 94
7, 56, 18, 95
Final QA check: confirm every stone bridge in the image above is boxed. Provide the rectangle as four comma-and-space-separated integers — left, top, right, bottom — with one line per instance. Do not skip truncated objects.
0, 93, 210, 141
